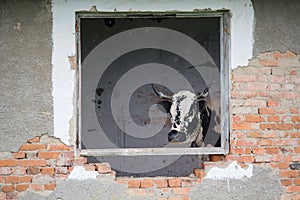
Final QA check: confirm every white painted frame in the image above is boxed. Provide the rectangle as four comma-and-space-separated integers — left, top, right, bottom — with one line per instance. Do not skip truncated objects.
76, 11, 230, 156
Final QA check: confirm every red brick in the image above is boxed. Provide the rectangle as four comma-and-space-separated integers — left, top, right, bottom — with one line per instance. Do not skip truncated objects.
258, 108, 275, 115
294, 178, 300, 185
48, 144, 71, 151
276, 124, 293, 130
74, 157, 87, 165
245, 116, 265, 122
168, 178, 182, 187
277, 162, 290, 169
13, 152, 26, 159
44, 183, 56, 190
292, 194, 300, 200
232, 116, 242, 123
258, 59, 278, 67
295, 123, 300, 129
232, 75, 257, 82
84, 164, 95, 171
172, 187, 191, 195
292, 116, 300, 123
235, 139, 258, 147
127, 180, 140, 188
232, 123, 255, 130
278, 92, 298, 99
27, 136, 40, 143
244, 147, 251, 154
259, 139, 273, 146
0, 160, 18, 167
281, 179, 293, 186
290, 132, 300, 138
266, 147, 279, 154
230, 147, 244, 154
290, 107, 299, 114
272, 52, 284, 59
294, 147, 300, 153
260, 124, 275, 130
1, 185, 15, 193
30, 184, 44, 191
0, 192, 5, 199
140, 179, 154, 188
234, 132, 245, 139
95, 163, 111, 173
155, 179, 168, 188
267, 100, 279, 107
38, 152, 61, 159
16, 184, 29, 192
273, 139, 295, 146
193, 168, 205, 179
252, 148, 265, 155
19, 160, 47, 167
280, 170, 299, 178
267, 116, 280, 122
5, 176, 32, 184
286, 186, 300, 193
261, 132, 277, 138
247, 132, 262, 138
27, 167, 40, 175
237, 156, 255, 163
225, 155, 239, 161
284, 51, 297, 58
20, 144, 46, 151
231, 91, 257, 99
41, 167, 55, 175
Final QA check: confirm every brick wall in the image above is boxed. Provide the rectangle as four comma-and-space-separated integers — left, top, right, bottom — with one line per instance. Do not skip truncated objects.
229, 51, 300, 199
0, 51, 299, 200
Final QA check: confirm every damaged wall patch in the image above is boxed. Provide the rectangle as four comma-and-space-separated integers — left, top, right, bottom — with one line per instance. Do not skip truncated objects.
205, 161, 253, 180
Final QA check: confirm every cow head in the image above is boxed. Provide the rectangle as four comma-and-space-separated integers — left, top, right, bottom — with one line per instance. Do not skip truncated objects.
152, 84, 209, 147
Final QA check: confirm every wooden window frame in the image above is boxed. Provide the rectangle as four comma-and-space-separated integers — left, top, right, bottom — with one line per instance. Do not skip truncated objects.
75, 11, 231, 156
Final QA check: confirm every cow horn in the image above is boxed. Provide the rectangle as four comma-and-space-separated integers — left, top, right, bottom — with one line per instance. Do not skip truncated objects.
197, 81, 214, 100
151, 84, 172, 101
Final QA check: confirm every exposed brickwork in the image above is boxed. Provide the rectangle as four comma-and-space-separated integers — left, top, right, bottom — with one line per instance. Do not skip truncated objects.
230, 51, 300, 199
0, 51, 299, 200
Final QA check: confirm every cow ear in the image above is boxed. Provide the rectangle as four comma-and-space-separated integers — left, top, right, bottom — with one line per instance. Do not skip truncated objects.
198, 99, 207, 113
157, 100, 172, 113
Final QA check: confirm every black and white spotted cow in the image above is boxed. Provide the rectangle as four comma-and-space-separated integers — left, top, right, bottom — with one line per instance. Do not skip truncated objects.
152, 84, 212, 148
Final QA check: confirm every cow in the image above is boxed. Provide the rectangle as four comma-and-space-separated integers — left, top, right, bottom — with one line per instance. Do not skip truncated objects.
151, 84, 212, 148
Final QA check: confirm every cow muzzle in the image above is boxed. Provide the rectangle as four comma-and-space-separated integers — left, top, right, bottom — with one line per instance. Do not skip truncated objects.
168, 130, 186, 143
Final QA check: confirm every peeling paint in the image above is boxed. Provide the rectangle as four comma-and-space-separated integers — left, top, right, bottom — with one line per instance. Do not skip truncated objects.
205, 161, 253, 180
68, 166, 98, 180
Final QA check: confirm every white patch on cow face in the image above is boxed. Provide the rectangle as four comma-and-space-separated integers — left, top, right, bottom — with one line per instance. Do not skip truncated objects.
170, 90, 198, 134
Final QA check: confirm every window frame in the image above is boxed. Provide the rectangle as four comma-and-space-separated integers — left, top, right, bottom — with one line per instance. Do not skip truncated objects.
75, 11, 231, 156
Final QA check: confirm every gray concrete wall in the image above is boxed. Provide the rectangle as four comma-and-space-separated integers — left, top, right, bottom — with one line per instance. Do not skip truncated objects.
252, 0, 300, 55
0, 0, 53, 151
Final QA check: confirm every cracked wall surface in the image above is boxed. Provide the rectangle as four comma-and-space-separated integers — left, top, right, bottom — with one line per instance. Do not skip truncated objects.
1, 0, 300, 199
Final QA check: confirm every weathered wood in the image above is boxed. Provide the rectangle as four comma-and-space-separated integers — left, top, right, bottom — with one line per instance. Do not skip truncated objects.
80, 147, 225, 156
